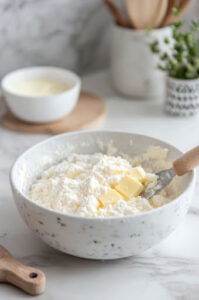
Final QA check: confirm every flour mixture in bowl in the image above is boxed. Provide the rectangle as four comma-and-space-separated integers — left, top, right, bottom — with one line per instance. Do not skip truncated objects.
29, 146, 176, 217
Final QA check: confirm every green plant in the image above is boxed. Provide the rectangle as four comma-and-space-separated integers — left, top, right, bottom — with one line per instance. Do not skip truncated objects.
149, 19, 199, 79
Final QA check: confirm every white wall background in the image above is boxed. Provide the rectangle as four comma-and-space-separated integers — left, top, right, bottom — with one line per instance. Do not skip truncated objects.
0, 0, 198, 78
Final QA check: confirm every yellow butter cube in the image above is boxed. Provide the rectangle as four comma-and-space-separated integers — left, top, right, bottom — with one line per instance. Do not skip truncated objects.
115, 176, 144, 199
111, 170, 127, 175
128, 166, 146, 183
99, 188, 123, 207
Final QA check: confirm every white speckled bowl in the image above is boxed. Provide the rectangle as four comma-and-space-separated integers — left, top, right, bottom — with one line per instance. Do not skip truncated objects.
10, 131, 195, 260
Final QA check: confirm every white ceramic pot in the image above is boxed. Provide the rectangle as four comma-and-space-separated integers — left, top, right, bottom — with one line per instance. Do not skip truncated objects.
166, 76, 199, 116
10, 131, 195, 260
110, 25, 172, 98
1, 67, 81, 123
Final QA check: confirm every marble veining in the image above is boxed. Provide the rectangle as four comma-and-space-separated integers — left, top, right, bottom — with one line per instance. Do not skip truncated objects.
0, 0, 198, 80
0, 0, 110, 79
0, 71, 199, 299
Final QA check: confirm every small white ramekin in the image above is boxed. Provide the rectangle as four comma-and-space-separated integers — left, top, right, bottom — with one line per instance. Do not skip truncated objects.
1, 66, 81, 123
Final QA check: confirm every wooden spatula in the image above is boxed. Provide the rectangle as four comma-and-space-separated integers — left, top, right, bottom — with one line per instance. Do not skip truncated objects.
161, 0, 192, 27
0, 245, 46, 295
160, 0, 177, 27
125, 0, 168, 29
142, 146, 199, 199
103, 0, 130, 27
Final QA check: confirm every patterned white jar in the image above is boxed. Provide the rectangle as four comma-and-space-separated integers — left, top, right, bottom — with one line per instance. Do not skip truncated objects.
166, 77, 199, 116
110, 25, 172, 98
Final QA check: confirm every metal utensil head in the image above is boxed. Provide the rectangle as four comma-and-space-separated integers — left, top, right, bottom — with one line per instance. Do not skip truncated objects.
142, 168, 176, 200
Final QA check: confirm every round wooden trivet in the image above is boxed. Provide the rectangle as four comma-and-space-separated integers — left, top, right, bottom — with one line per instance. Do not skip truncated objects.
0, 91, 106, 134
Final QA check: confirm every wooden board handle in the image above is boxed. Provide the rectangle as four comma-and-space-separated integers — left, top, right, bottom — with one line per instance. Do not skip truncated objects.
173, 146, 199, 176
0, 246, 46, 295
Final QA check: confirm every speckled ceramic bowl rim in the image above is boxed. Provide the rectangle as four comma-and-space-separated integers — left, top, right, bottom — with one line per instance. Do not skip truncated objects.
1, 66, 81, 100
10, 130, 195, 221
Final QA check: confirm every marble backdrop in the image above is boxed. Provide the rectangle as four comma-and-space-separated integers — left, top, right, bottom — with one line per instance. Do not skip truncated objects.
0, 0, 198, 78
0, 0, 110, 77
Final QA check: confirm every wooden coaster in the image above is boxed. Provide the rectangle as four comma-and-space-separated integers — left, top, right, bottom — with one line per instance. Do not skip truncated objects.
0, 91, 106, 134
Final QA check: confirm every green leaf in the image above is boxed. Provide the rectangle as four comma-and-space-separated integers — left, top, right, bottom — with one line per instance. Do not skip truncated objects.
149, 40, 160, 53
191, 20, 199, 32
173, 21, 183, 29
172, 7, 180, 16
160, 52, 168, 60
157, 64, 166, 71
164, 37, 170, 44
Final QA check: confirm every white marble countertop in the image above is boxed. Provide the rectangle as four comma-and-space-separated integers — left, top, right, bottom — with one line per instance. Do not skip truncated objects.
0, 71, 199, 300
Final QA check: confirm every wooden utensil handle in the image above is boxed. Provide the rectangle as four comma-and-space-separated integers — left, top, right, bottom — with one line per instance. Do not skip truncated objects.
103, 0, 130, 27
163, 0, 192, 26
0, 247, 45, 295
173, 146, 199, 176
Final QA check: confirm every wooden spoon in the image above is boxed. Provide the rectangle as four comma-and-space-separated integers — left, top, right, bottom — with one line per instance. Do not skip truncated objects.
0, 245, 46, 295
125, 0, 168, 29
103, 0, 130, 27
161, 0, 192, 27
161, 0, 177, 27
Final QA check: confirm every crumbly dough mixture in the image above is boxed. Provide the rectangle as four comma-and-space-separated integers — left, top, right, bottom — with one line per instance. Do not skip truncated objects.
29, 146, 173, 217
